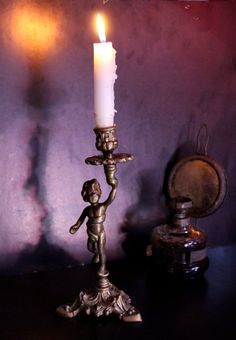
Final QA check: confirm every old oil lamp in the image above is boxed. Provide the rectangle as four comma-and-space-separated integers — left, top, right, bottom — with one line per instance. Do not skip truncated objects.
150, 125, 227, 279
151, 197, 209, 278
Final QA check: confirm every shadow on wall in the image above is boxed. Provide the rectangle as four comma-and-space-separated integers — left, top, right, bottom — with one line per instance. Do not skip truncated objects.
120, 141, 196, 264
0, 60, 77, 275
26, 61, 51, 112
120, 169, 168, 263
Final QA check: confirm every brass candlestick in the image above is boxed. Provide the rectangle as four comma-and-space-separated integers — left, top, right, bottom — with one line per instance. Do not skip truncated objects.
57, 125, 142, 322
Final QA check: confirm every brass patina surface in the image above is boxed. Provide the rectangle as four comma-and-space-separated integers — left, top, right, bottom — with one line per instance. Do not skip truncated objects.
168, 124, 227, 217
86, 153, 133, 165
168, 154, 227, 217
57, 126, 141, 322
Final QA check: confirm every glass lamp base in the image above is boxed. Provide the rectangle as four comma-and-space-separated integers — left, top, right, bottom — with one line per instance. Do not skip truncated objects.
151, 224, 209, 279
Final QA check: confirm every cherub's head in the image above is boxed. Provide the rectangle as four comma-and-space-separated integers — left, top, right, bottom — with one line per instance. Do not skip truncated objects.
81, 179, 101, 204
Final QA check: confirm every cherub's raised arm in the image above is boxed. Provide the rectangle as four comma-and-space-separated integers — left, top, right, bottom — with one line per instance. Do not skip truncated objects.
103, 164, 118, 207
69, 208, 87, 234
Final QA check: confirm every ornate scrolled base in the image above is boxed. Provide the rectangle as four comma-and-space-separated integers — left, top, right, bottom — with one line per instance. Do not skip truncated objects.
56, 279, 142, 322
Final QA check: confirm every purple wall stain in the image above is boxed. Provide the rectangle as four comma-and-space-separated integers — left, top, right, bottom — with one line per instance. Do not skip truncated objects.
0, 0, 236, 274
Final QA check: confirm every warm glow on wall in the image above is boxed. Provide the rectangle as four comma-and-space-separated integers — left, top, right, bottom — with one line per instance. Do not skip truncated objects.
8, 3, 59, 58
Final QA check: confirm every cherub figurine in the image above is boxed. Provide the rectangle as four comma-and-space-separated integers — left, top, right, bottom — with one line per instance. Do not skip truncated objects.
70, 165, 117, 274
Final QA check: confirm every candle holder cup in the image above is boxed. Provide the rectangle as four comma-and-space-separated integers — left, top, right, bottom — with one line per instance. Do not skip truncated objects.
56, 125, 142, 322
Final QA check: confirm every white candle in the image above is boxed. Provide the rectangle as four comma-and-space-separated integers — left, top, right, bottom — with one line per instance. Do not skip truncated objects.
93, 14, 117, 128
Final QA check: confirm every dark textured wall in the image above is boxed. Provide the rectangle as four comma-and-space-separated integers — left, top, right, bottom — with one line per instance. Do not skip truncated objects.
0, 0, 236, 274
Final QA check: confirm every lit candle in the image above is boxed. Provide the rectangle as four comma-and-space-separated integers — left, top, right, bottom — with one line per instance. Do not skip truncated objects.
94, 14, 117, 128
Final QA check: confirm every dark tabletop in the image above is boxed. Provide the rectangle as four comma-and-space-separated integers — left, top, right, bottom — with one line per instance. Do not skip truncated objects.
0, 245, 236, 340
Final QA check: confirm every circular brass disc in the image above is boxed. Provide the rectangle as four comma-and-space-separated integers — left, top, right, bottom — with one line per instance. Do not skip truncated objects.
168, 154, 227, 217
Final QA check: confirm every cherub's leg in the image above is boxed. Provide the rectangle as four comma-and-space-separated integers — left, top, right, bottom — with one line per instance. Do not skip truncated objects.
87, 236, 99, 263
98, 231, 106, 273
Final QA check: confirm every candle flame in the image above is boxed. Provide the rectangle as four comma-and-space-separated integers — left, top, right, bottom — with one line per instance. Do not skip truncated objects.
96, 14, 106, 42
